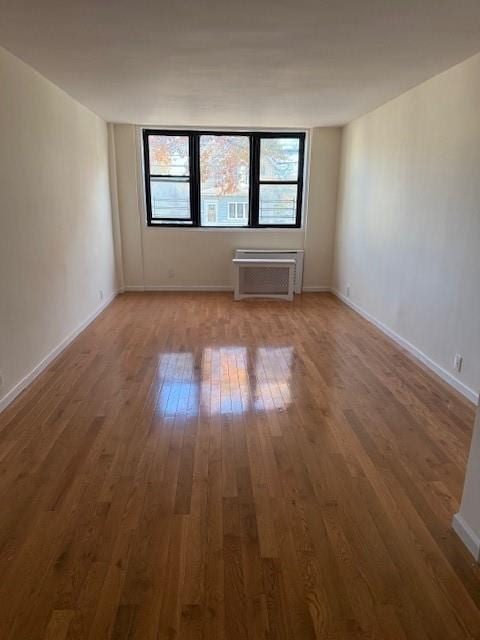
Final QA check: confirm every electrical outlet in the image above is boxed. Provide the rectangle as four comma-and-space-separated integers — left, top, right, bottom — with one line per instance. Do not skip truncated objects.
454, 354, 463, 372
346, 284, 351, 298
167, 269, 175, 280
99, 289, 104, 301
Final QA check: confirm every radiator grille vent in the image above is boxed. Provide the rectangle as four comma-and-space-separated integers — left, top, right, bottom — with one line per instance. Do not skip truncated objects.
234, 249, 304, 294
240, 266, 290, 295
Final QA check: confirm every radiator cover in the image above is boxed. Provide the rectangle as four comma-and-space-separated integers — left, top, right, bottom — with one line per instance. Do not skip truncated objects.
234, 249, 304, 294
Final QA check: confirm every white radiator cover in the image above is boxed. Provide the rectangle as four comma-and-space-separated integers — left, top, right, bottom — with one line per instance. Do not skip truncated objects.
234, 250, 304, 294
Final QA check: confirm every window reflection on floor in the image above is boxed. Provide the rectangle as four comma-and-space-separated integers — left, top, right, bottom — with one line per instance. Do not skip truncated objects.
156, 346, 294, 416
254, 347, 294, 411
157, 352, 199, 417
200, 347, 250, 415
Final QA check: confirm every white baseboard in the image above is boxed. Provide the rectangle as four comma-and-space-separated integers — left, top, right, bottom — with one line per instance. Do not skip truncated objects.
123, 285, 233, 292
124, 285, 331, 293
331, 289, 478, 405
0, 291, 118, 414
452, 513, 480, 561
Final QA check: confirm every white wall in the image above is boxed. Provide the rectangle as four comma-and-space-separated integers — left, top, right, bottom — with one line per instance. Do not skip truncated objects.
112, 125, 342, 291
333, 53, 480, 401
304, 128, 342, 288
0, 47, 117, 410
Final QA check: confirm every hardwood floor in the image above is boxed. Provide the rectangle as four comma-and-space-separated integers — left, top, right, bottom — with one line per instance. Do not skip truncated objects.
1, 292, 479, 639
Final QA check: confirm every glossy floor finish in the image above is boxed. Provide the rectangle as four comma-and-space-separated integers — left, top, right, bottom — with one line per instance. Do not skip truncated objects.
1, 292, 479, 640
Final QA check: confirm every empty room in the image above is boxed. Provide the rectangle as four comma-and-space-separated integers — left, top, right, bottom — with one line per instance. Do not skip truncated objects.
1, 1, 480, 638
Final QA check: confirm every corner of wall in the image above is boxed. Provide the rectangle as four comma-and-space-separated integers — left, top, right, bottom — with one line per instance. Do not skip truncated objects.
107, 123, 125, 292
454, 404, 480, 560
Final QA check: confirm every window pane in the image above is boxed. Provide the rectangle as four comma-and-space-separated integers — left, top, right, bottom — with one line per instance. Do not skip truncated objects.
200, 135, 249, 226
259, 184, 297, 225
150, 178, 190, 221
260, 138, 300, 181
149, 135, 189, 176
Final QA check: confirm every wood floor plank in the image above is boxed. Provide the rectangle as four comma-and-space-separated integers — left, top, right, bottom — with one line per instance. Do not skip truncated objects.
0, 291, 479, 639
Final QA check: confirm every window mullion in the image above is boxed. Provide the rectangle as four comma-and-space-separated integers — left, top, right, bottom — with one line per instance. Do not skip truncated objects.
296, 133, 306, 227
250, 134, 260, 227
190, 134, 200, 226
143, 131, 153, 226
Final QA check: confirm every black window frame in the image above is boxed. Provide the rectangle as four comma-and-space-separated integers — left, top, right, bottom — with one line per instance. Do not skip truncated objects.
143, 129, 305, 228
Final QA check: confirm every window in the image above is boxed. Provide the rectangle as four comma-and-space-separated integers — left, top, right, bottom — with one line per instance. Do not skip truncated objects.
200, 135, 250, 227
259, 137, 301, 225
228, 202, 248, 220
143, 134, 193, 225
143, 130, 305, 227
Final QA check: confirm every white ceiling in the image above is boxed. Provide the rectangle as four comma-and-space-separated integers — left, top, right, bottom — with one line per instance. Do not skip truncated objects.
1, 0, 480, 127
